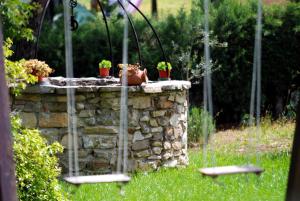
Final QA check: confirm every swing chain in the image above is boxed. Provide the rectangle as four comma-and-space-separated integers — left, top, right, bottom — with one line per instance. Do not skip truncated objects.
69, 0, 78, 31
69, 0, 77, 8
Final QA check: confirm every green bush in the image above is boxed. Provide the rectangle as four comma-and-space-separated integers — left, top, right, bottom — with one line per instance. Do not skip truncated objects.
38, 9, 208, 80
11, 116, 67, 201
210, 0, 300, 122
188, 107, 215, 143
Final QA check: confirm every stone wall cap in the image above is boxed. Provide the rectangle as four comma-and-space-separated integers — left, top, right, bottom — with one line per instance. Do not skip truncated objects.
141, 81, 191, 93
18, 77, 191, 94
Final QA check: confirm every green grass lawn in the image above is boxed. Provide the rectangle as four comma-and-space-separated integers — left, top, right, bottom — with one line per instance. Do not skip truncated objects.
62, 121, 295, 201
78, 0, 192, 17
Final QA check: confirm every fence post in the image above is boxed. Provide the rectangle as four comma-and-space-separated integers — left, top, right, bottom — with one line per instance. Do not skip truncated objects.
0, 16, 18, 201
286, 101, 300, 201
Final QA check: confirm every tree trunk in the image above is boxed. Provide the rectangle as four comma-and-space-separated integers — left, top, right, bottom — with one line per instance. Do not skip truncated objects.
151, 0, 157, 18
14, 0, 55, 60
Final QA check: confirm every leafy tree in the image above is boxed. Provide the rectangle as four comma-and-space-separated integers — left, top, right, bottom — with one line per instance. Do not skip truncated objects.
0, 0, 36, 41
151, 0, 158, 18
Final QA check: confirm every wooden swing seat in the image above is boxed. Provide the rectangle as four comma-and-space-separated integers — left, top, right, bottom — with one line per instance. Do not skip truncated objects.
199, 165, 264, 178
64, 174, 131, 185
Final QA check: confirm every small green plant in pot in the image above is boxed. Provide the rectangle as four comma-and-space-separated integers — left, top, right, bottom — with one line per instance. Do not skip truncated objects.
157, 61, 172, 80
99, 59, 112, 77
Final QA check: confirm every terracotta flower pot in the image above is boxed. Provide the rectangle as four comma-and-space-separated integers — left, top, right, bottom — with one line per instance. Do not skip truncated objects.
99, 68, 110, 77
38, 76, 44, 82
159, 70, 170, 79
31, 71, 44, 83
119, 65, 148, 86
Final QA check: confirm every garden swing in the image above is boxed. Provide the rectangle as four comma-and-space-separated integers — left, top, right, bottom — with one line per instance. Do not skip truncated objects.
199, 0, 264, 178
62, 0, 131, 186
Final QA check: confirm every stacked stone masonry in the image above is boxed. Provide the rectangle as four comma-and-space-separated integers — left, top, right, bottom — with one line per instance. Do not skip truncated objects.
11, 78, 191, 175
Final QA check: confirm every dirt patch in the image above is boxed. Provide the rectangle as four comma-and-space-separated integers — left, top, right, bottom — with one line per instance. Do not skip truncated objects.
263, 0, 287, 5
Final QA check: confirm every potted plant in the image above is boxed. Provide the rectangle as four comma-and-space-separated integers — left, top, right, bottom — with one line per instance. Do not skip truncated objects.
23, 59, 54, 82
157, 61, 172, 80
99, 59, 112, 77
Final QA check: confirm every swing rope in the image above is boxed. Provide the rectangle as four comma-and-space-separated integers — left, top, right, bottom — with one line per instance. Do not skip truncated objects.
248, 0, 263, 167
63, 0, 130, 185
200, 0, 264, 177
202, 0, 215, 168
117, 0, 130, 174
63, 0, 79, 177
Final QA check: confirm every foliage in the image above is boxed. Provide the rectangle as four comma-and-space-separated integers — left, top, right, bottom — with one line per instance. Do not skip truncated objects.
38, 9, 215, 79
1, 0, 37, 95
38, 1, 300, 123
99, 59, 112, 68
210, 0, 300, 123
156, 61, 172, 71
11, 115, 67, 201
23, 59, 54, 77
188, 107, 215, 143
0, 0, 36, 41
4, 38, 37, 96
2, 1, 66, 200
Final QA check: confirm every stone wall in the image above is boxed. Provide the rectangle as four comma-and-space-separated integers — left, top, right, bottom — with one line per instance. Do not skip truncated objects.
11, 78, 191, 174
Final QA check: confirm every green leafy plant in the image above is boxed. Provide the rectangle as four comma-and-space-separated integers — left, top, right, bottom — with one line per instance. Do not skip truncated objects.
157, 61, 172, 71
11, 115, 67, 201
4, 38, 37, 96
99, 59, 112, 69
188, 107, 215, 143
0, 0, 36, 41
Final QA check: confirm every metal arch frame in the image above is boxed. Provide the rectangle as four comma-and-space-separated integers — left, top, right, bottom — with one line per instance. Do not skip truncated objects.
96, 0, 114, 74
126, 0, 169, 73
34, 0, 143, 67
34, 0, 115, 64
34, 0, 52, 58
117, 0, 142, 66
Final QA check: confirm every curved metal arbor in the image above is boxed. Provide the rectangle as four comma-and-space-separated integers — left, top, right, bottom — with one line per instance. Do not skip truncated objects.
34, 0, 169, 72
126, 0, 169, 73
117, 0, 142, 66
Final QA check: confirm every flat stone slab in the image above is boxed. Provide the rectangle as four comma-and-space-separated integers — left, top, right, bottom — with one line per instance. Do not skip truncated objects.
141, 81, 191, 93
21, 77, 191, 94
49, 77, 120, 86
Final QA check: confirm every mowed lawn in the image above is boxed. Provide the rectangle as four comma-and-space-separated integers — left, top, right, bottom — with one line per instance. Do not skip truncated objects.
78, 0, 192, 17
77, 0, 285, 17
62, 121, 295, 201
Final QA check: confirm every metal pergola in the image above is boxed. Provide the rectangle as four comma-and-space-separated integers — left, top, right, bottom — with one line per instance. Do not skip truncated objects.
34, 0, 170, 75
